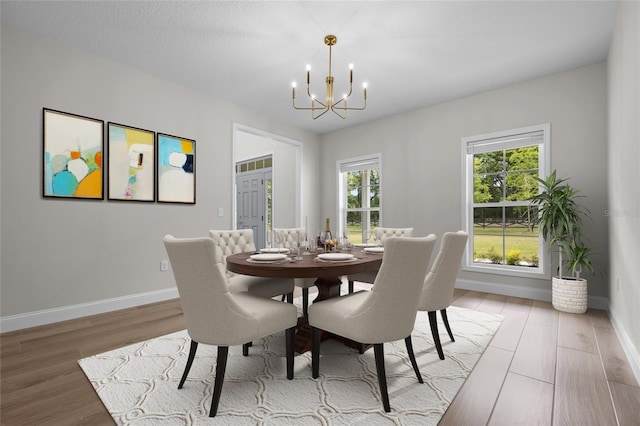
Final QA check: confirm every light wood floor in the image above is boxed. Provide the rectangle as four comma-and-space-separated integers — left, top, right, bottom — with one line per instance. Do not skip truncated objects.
1, 287, 639, 425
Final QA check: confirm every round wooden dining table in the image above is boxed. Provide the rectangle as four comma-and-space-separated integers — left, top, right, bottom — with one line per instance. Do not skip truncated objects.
226, 249, 383, 353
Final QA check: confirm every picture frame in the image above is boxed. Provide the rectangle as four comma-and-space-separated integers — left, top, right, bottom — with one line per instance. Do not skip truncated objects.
43, 108, 104, 199
107, 122, 156, 202
157, 133, 196, 204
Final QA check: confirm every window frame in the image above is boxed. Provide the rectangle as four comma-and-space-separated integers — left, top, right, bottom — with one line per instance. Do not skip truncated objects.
461, 124, 551, 279
337, 154, 382, 242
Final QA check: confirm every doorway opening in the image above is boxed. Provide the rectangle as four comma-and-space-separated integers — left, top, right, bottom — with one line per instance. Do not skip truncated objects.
233, 124, 302, 250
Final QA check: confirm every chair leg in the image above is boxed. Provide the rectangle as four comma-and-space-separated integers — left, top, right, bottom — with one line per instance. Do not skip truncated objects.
404, 336, 423, 384
428, 311, 445, 360
348, 280, 354, 294
178, 340, 198, 389
281, 294, 286, 302
302, 288, 309, 316
209, 346, 229, 417
286, 326, 295, 380
373, 343, 391, 412
311, 326, 321, 379
242, 342, 250, 356
441, 309, 455, 342
286, 292, 294, 304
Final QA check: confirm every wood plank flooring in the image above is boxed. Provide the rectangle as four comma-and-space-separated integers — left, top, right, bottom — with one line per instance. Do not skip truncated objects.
1, 287, 638, 425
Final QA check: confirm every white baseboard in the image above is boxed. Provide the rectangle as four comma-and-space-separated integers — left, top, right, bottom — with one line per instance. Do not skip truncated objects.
608, 310, 640, 386
455, 278, 609, 310
0, 287, 179, 333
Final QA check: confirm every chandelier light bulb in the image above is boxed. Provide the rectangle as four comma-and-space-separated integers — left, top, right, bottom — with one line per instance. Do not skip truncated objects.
292, 82, 297, 88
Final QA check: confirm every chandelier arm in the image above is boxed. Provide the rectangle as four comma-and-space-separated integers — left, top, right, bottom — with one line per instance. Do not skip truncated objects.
330, 106, 347, 119
313, 107, 331, 120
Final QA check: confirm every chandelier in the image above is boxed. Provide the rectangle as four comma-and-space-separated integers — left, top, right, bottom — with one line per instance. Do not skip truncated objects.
292, 35, 367, 119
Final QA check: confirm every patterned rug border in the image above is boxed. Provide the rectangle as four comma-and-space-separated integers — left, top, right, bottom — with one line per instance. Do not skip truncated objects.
79, 304, 503, 425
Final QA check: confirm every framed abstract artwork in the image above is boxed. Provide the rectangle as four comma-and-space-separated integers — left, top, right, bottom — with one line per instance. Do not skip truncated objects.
107, 122, 156, 202
43, 108, 104, 199
157, 133, 196, 204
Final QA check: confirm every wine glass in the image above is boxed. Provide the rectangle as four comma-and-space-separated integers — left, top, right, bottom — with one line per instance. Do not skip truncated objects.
266, 231, 272, 250
302, 232, 311, 255
363, 230, 371, 250
294, 232, 303, 260
276, 233, 285, 252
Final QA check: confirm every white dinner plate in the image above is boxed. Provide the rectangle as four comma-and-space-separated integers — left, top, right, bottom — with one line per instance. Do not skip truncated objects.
259, 247, 290, 254
249, 253, 288, 261
364, 247, 384, 253
317, 253, 355, 261
354, 243, 373, 247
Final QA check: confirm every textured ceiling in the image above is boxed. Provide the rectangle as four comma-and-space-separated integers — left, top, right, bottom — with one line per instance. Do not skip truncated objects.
1, 1, 618, 135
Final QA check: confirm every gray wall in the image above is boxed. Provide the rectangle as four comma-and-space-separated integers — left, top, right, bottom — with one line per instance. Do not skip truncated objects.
0, 25, 320, 325
320, 62, 609, 303
607, 1, 640, 380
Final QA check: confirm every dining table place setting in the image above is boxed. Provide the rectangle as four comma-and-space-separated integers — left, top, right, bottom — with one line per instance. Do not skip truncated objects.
363, 246, 384, 254
259, 247, 290, 254
247, 253, 290, 263
315, 252, 357, 263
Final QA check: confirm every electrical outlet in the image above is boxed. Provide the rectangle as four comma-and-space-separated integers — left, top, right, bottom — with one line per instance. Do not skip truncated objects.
160, 260, 169, 272
218, 208, 224, 217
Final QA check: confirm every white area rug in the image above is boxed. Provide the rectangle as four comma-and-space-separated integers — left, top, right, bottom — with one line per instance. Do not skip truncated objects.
79, 305, 503, 425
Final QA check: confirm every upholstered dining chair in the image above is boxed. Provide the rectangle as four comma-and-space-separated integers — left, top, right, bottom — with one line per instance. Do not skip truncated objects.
347, 227, 414, 293
163, 235, 297, 417
309, 235, 437, 412
273, 227, 316, 315
418, 230, 468, 360
209, 229, 294, 302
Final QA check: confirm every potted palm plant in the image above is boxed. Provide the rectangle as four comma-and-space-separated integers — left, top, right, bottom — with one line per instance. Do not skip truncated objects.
529, 170, 594, 313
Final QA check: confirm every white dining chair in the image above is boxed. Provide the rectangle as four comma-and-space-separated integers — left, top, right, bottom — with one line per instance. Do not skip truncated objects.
417, 230, 468, 360
309, 235, 437, 412
209, 229, 295, 302
273, 227, 316, 315
163, 235, 298, 417
347, 227, 414, 293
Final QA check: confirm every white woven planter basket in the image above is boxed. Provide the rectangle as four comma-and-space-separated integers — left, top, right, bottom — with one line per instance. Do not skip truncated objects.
552, 277, 588, 314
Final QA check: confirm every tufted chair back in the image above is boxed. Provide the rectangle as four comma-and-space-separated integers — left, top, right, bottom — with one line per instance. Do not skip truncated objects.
208, 229, 257, 277
273, 228, 307, 248
374, 227, 414, 243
